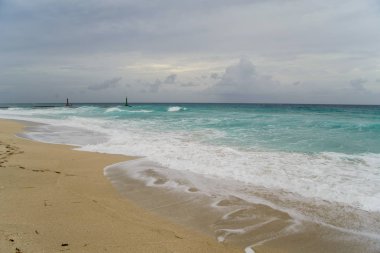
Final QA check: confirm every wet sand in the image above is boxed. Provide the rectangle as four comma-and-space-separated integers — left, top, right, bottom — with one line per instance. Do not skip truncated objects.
105, 145, 380, 253
0, 119, 241, 253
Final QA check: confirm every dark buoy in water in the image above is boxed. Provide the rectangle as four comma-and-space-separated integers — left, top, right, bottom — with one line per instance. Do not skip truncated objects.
65, 98, 72, 107
125, 97, 131, 107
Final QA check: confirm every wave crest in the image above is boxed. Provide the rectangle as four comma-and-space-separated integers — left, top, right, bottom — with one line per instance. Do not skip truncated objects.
168, 106, 186, 112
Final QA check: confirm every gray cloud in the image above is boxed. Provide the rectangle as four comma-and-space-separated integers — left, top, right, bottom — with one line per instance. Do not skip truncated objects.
293, 81, 301, 86
210, 73, 220, 80
147, 79, 162, 93
138, 74, 178, 93
207, 58, 280, 101
181, 82, 197, 87
88, 77, 122, 91
164, 74, 177, 84
1, 0, 379, 57
205, 58, 380, 104
0, 0, 379, 104
350, 78, 368, 92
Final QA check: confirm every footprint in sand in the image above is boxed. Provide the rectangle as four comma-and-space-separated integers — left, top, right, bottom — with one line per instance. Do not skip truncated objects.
188, 187, 199, 193
32, 169, 46, 172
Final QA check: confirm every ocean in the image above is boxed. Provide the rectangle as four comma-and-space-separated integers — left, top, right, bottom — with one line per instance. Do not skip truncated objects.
1, 103, 379, 251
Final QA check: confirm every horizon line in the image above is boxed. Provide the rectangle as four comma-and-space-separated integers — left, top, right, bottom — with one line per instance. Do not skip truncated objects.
1, 102, 380, 106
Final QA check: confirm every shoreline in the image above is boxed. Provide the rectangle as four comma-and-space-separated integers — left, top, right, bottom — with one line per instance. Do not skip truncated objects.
0, 119, 241, 253
1, 117, 379, 253
104, 158, 380, 253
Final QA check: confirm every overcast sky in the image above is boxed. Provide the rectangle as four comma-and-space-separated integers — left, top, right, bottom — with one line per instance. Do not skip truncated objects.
0, 0, 379, 104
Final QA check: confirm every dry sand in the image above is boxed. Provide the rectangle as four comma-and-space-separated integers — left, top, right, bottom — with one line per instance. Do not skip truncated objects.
0, 119, 242, 253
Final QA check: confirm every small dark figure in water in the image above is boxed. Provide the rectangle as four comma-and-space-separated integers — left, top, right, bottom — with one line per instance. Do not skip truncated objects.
65, 98, 72, 107
125, 97, 131, 107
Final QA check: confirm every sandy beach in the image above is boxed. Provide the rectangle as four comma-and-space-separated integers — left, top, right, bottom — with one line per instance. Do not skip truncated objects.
0, 119, 241, 253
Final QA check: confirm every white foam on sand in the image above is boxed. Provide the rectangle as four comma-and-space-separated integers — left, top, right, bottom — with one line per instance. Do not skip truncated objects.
104, 158, 380, 241
244, 246, 255, 253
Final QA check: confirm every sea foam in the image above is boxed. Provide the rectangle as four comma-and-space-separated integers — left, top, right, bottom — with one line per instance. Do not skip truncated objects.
168, 106, 186, 112
1, 105, 380, 220
8, 113, 379, 213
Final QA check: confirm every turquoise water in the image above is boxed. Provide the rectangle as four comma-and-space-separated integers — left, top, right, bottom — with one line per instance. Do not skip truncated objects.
3, 103, 380, 154
130, 103, 380, 154
0, 103, 380, 213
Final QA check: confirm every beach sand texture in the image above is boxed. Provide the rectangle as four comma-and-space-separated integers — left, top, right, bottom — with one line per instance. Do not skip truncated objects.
0, 119, 241, 253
